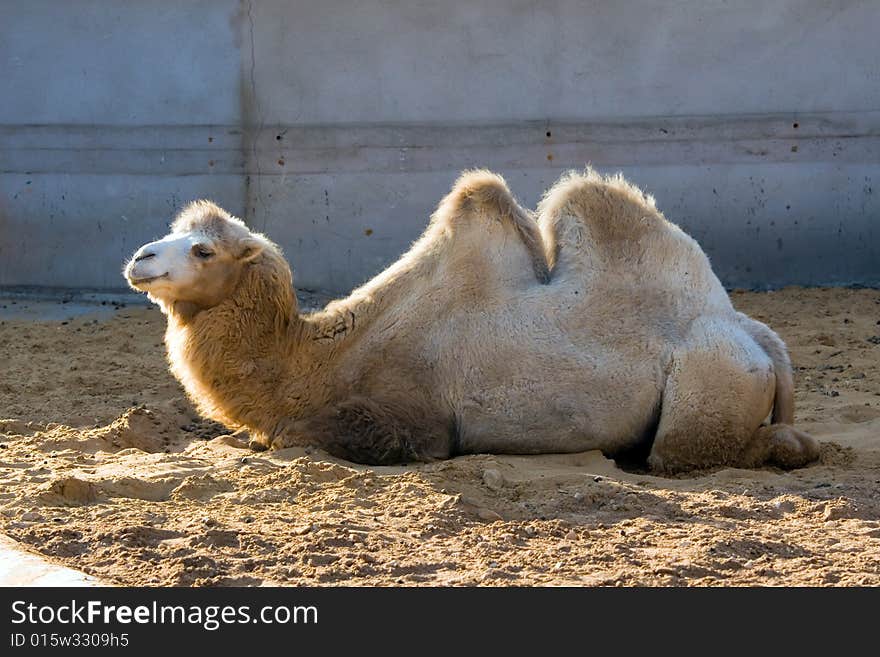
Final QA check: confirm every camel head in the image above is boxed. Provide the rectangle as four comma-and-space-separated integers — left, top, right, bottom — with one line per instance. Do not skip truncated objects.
125, 200, 270, 310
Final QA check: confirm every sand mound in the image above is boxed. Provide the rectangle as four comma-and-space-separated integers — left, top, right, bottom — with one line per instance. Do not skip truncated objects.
1, 288, 879, 586
92, 407, 170, 452
35, 477, 99, 506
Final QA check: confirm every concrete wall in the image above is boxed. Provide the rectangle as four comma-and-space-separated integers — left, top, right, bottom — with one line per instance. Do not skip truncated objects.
0, 0, 246, 289
1, 0, 878, 293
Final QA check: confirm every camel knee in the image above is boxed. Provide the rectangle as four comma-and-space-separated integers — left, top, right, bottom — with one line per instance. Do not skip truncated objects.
264, 399, 455, 465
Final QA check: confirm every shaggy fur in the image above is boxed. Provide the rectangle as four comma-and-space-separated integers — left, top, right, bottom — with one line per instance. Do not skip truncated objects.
125, 168, 818, 472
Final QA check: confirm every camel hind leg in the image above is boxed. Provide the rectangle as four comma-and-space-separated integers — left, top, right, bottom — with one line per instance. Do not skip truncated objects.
648, 321, 818, 473
736, 314, 818, 468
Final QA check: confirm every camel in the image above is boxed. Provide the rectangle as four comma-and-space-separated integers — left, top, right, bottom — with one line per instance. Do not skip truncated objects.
124, 169, 819, 473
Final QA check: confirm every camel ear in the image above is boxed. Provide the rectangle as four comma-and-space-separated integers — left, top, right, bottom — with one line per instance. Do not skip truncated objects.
238, 238, 264, 262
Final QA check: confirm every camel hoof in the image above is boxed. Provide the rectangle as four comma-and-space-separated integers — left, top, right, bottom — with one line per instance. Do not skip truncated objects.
248, 438, 269, 452
768, 425, 819, 469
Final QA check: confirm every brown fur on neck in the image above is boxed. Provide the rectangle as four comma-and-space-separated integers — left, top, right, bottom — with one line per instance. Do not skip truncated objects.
164, 247, 308, 436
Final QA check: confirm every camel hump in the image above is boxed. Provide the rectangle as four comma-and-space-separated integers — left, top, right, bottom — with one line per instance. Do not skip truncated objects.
438, 169, 521, 217
537, 168, 697, 277
434, 169, 550, 284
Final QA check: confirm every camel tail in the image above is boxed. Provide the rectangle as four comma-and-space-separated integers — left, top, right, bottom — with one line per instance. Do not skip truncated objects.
740, 315, 795, 425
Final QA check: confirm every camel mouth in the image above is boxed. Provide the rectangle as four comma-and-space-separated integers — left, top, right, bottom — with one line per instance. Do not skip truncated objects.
128, 272, 169, 287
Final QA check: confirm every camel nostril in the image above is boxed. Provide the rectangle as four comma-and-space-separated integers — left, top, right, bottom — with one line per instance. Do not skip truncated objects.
134, 251, 156, 263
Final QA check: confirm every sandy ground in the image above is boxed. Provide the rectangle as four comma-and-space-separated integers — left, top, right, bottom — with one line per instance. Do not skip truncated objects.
0, 288, 878, 586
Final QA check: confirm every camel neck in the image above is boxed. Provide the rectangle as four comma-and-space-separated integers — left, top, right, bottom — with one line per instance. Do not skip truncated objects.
164, 253, 312, 434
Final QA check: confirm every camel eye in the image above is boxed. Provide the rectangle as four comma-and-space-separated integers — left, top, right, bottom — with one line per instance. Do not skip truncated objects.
191, 244, 214, 259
